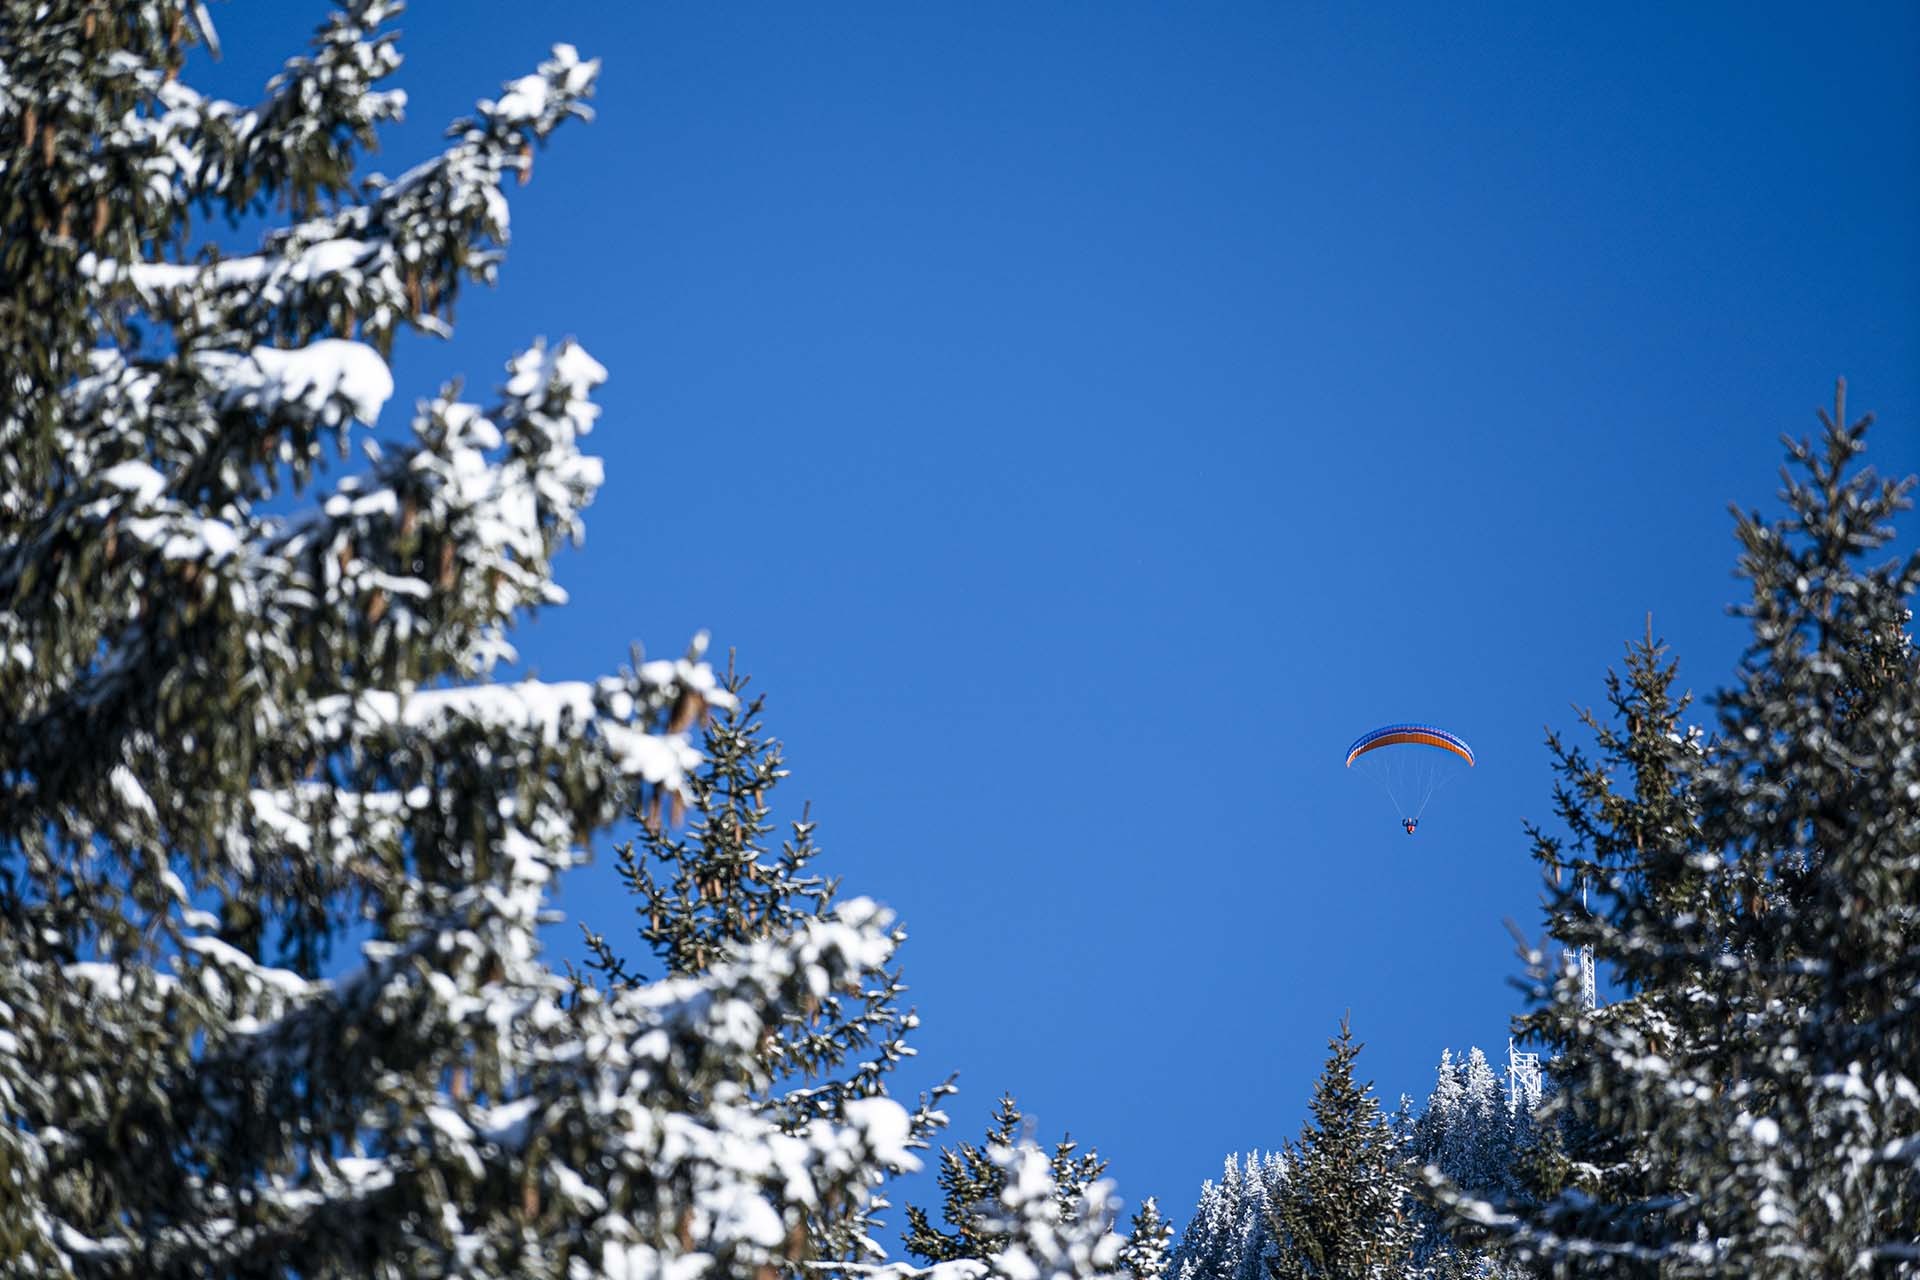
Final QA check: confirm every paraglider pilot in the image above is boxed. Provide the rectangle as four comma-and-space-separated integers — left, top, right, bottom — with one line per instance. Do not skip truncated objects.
1402, 818, 1418, 836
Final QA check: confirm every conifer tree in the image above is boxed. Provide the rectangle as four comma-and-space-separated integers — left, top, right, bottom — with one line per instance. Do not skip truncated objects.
900, 1095, 1154, 1280
1171, 1159, 1246, 1280
1406, 1049, 1530, 1277
1119, 1200, 1176, 1280
0, 4, 918, 1275
579, 668, 953, 1264
1427, 386, 1920, 1276
905, 1096, 1107, 1264
1167, 1153, 1290, 1280
1263, 1019, 1416, 1280
1507, 617, 1710, 1230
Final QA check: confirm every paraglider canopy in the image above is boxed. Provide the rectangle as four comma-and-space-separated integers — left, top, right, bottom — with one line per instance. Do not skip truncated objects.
1345, 723, 1475, 768
1345, 723, 1475, 829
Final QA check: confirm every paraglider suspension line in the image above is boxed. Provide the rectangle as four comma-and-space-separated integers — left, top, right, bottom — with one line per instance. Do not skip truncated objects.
1367, 756, 1457, 823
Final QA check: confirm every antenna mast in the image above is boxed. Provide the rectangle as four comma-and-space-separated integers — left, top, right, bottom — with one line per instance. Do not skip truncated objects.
1579, 878, 1596, 1011
1562, 875, 1598, 1011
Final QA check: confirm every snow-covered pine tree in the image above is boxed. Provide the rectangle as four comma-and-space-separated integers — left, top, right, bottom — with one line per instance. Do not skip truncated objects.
577, 666, 954, 1265
1168, 1051, 1531, 1280
1406, 1050, 1530, 1278
1262, 1018, 1416, 1280
1496, 616, 1710, 1239
900, 1095, 1158, 1280
1118, 1200, 1175, 1280
1166, 1153, 1290, 1280
906, 1138, 1134, 1280
0, 4, 919, 1276
905, 1096, 1105, 1264
1168, 1159, 1242, 1280
1426, 386, 1920, 1276
1415, 1053, 1465, 1151
1452, 1051, 1516, 1203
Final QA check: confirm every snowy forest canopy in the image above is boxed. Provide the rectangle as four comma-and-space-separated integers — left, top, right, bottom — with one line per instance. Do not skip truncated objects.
1, 3, 1915, 1278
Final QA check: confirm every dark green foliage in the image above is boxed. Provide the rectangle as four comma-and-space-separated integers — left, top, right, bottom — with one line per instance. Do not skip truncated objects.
1263, 1018, 1416, 1280
1428, 385, 1920, 1276
579, 667, 951, 1265
898, 1090, 1167, 1274
902, 1094, 1014, 1263
1509, 620, 1710, 1222
583, 667, 844, 982
906, 1095, 1106, 1264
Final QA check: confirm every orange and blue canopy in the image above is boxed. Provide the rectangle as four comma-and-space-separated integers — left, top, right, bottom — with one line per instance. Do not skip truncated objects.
1344, 723, 1475, 768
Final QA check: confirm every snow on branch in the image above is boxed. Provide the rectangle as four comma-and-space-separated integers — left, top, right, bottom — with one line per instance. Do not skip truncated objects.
817, 1141, 1128, 1280
81, 39, 599, 360
200, 339, 395, 429
80, 0, 407, 217
157, 897, 915, 1276
310, 674, 707, 786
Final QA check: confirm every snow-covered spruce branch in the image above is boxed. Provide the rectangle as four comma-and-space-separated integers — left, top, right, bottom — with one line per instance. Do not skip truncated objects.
1419, 1165, 1709, 1271
4, 338, 723, 855
77, 38, 597, 359
33, 900, 920, 1276
45, 1, 406, 225
0, 2, 396, 313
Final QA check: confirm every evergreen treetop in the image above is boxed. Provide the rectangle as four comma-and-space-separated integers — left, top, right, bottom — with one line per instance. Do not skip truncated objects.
1263, 1018, 1416, 1280
1427, 386, 1920, 1276
1165, 1152, 1290, 1280
906, 1095, 1108, 1266
898, 1095, 1160, 1280
579, 666, 954, 1265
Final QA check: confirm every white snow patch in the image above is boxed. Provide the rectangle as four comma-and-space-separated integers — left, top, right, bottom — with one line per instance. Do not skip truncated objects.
203, 340, 393, 425
99, 461, 167, 505
844, 1096, 919, 1170
108, 766, 157, 824
488, 74, 551, 123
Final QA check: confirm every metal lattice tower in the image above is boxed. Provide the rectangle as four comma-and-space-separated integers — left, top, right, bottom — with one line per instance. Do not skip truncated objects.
1578, 877, 1596, 1011
1562, 943, 1598, 1011
1506, 1037, 1542, 1114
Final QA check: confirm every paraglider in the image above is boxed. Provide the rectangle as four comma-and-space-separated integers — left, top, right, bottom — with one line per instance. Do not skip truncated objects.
1345, 723, 1475, 833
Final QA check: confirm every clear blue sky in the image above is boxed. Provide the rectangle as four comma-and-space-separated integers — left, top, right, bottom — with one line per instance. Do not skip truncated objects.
193, 0, 1918, 1241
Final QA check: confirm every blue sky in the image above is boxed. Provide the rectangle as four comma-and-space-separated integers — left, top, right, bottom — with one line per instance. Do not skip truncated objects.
194, 0, 1918, 1240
